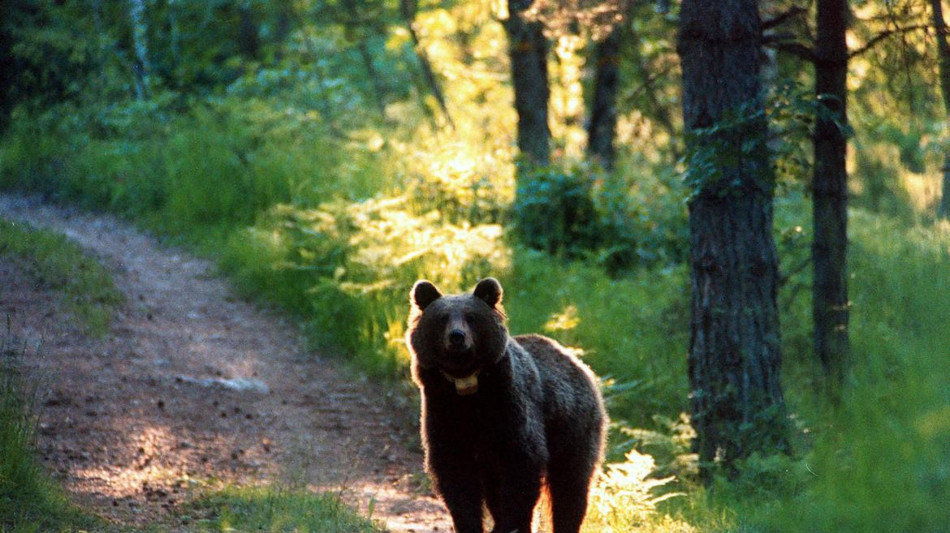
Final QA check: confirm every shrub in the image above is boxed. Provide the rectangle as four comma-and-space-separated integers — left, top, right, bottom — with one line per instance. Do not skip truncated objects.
511, 163, 688, 274
513, 165, 602, 257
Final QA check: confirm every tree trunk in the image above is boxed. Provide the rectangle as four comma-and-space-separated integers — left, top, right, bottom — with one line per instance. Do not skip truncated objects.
931, 0, 950, 220
128, 0, 151, 100
0, 2, 17, 134
238, 5, 260, 60
812, 0, 850, 386
587, 25, 621, 170
941, 154, 950, 220
678, 0, 789, 480
504, 1, 551, 167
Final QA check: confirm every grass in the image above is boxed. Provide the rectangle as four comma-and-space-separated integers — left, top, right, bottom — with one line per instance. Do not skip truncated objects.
187, 486, 384, 533
0, 219, 124, 336
761, 213, 950, 533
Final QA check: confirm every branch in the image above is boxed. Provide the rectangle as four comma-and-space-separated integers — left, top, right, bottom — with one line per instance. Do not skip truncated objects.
779, 256, 812, 288
849, 24, 931, 58
762, 6, 808, 31
764, 36, 817, 63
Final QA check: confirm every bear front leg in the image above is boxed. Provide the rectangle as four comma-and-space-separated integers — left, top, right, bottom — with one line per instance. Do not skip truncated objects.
424, 407, 484, 533
428, 449, 484, 533
482, 454, 543, 533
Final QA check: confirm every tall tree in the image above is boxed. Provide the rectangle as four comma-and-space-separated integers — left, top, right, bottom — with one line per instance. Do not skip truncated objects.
812, 0, 851, 386
128, 0, 151, 100
587, 25, 622, 169
0, 1, 19, 133
931, 0, 950, 220
678, 0, 789, 479
504, 0, 552, 167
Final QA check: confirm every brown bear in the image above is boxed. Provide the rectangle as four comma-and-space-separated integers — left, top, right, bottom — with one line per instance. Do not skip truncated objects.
407, 277, 606, 533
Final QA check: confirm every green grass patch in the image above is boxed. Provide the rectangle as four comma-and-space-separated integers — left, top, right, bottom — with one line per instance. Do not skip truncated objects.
188, 486, 384, 533
0, 219, 123, 336
758, 213, 950, 533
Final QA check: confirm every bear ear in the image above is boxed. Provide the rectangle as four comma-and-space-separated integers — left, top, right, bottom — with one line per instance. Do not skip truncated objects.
473, 277, 503, 308
411, 280, 442, 310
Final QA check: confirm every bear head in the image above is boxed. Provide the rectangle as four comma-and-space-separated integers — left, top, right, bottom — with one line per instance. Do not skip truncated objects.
408, 278, 509, 395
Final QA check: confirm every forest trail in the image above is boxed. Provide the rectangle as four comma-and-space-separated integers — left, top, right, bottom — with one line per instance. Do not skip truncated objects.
0, 195, 451, 532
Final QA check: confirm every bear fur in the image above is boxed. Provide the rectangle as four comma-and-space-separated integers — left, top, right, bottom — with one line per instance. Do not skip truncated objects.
406, 277, 606, 533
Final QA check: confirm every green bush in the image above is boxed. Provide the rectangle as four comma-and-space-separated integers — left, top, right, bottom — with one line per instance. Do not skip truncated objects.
512, 163, 688, 274
513, 165, 602, 257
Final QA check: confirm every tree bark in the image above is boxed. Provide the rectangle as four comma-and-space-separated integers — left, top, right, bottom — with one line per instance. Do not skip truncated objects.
931, 0, 950, 220
128, 0, 151, 100
0, 2, 16, 134
238, 5, 260, 60
812, 0, 850, 386
678, 0, 789, 479
587, 25, 622, 170
941, 153, 950, 220
504, 1, 551, 167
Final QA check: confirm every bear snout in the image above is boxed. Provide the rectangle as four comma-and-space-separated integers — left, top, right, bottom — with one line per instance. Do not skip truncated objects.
444, 317, 474, 352
447, 329, 467, 348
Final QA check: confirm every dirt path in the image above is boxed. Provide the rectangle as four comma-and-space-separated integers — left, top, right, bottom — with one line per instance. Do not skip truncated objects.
0, 195, 451, 532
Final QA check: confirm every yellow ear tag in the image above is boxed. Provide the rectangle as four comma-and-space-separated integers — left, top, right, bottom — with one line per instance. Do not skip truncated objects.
453, 374, 479, 396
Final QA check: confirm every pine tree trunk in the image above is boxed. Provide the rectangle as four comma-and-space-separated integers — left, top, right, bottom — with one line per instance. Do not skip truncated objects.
504, 1, 551, 167
678, 0, 789, 479
587, 26, 621, 170
941, 155, 950, 220
812, 0, 850, 386
931, 0, 950, 220
128, 0, 151, 100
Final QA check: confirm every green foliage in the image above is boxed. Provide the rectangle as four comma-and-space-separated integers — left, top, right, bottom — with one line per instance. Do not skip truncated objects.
0, 1, 102, 130
223, 196, 509, 377
851, 129, 917, 221
512, 162, 688, 274
587, 449, 686, 532
770, 213, 950, 533
188, 486, 384, 532
0, 220, 123, 337
400, 140, 513, 225
513, 164, 602, 256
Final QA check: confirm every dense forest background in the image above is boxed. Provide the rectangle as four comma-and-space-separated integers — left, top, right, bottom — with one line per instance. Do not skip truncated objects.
2, 0, 950, 531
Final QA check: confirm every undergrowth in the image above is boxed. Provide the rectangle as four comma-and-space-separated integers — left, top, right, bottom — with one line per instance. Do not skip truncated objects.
0, 219, 123, 337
